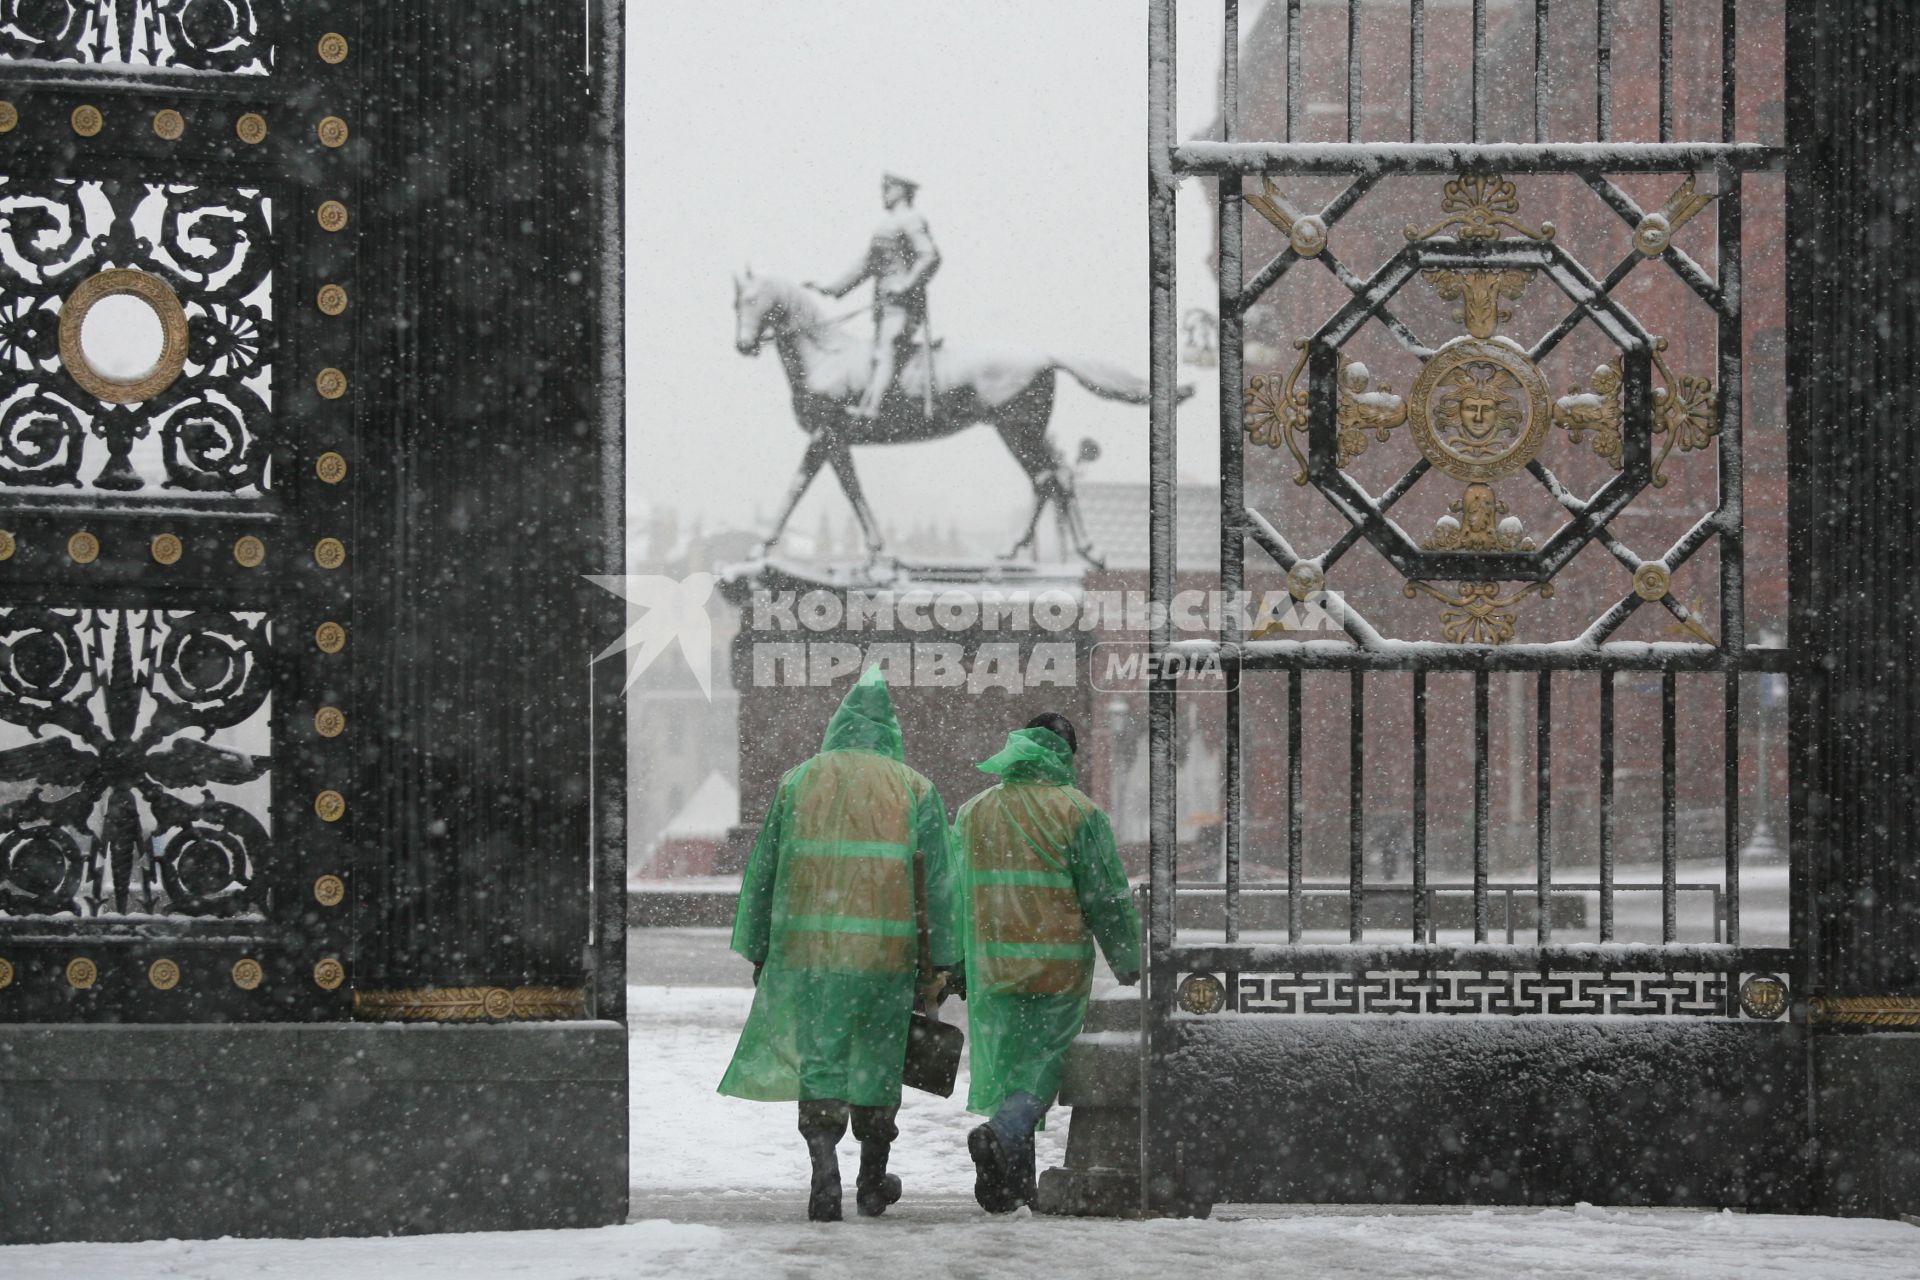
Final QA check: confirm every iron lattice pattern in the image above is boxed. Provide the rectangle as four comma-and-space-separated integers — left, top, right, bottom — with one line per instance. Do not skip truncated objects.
0, 607, 271, 920
0, 178, 274, 496
1230, 970, 1731, 1017
0, 0, 271, 74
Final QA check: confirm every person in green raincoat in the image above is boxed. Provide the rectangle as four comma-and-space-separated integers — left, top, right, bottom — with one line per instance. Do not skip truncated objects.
719, 666, 958, 1222
951, 712, 1141, 1213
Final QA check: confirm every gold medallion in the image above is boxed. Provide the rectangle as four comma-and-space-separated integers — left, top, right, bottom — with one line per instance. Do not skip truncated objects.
1406, 336, 1553, 485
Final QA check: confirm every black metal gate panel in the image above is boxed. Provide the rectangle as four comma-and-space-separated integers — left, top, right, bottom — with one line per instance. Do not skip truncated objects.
1144, 0, 1798, 1210
0, 4, 359, 1020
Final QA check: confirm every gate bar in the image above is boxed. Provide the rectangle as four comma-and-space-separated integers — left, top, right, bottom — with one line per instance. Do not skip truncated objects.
1410, 0, 1425, 143
1537, 670, 1553, 944
1600, 670, 1616, 941
1534, 0, 1550, 143
1349, 0, 1363, 145
1146, 0, 1177, 965
1287, 0, 1302, 143
1172, 942, 1796, 974
1596, 0, 1614, 141
1172, 141, 1783, 175
1349, 670, 1365, 941
1288, 669, 1304, 943
1474, 670, 1490, 942
1662, 671, 1679, 943
1221, 0, 1245, 949
1413, 671, 1429, 942
1472, 0, 1487, 143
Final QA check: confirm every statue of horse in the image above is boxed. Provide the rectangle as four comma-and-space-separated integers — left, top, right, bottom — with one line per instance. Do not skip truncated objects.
733, 270, 1182, 568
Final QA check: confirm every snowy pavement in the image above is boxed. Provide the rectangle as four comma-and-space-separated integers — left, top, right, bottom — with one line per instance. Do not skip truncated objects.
5, 956, 1918, 1278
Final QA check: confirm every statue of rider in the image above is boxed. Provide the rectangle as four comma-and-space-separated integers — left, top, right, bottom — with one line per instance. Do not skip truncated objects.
810, 174, 941, 420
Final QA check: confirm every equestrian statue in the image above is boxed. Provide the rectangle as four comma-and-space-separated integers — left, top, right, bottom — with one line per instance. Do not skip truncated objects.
734, 173, 1184, 569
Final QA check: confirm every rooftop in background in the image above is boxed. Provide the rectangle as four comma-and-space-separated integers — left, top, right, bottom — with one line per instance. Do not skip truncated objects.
1077, 481, 1222, 573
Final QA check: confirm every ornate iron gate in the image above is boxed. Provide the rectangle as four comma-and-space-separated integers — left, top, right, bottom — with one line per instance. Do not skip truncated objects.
1144, 0, 1795, 1211
0, 4, 359, 1020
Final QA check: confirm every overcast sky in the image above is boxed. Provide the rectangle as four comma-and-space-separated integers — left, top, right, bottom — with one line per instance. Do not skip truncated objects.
625, 2, 1248, 558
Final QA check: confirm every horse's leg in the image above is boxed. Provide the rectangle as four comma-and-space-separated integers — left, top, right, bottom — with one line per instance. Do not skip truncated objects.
759, 432, 830, 556
824, 435, 886, 560
992, 393, 1063, 562
1051, 453, 1106, 570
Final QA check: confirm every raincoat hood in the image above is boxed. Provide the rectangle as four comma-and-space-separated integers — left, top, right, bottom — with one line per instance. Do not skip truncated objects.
977, 726, 1076, 785
818, 666, 905, 760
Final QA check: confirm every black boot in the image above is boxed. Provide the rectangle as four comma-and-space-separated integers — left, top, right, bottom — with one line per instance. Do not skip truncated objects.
798, 1101, 848, 1222
852, 1105, 902, 1218
968, 1123, 1022, 1214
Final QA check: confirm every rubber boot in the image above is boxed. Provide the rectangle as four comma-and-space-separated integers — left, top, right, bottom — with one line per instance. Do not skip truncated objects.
968, 1124, 1022, 1214
798, 1101, 848, 1222
852, 1106, 902, 1218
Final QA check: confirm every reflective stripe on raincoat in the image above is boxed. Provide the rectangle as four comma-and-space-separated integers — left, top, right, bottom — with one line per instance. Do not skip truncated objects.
953, 726, 1140, 1115
719, 667, 955, 1107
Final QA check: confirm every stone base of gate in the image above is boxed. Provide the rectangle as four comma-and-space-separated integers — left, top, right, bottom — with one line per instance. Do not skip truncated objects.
1812, 1030, 1920, 1219
1130, 1017, 1807, 1215
1036, 988, 1145, 1217
0, 1021, 628, 1244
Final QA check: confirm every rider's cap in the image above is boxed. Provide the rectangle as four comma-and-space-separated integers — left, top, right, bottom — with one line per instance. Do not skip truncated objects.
882, 172, 920, 195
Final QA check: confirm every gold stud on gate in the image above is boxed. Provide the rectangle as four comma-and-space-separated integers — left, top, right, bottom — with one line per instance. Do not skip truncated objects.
0, 101, 17, 134
66, 957, 98, 989
314, 705, 346, 738
315, 451, 348, 484
153, 109, 185, 140
317, 115, 350, 148
0, 957, 13, 989
315, 367, 348, 400
60, 268, 190, 403
1177, 972, 1226, 1015
314, 874, 347, 908
1739, 974, 1789, 1021
0, 530, 15, 561
67, 531, 100, 564
317, 200, 349, 233
148, 958, 181, 991
151, 532, 183, 565
233, 535, 266, 568
1287, 561, 1326, 602
314, 537, 346, 570
235, 112, 267, 145
313, 958, 346, 990
232, 958, 264, 990
314, 789, 347, 822
318, 32, 350, 65
317, 283, 348, 316
315, 620, 348, 653
70, 104, 102, 137
1633, 563, 1672, 602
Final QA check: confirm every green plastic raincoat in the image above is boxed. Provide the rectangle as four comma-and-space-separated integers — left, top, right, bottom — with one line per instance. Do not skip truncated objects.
719, 667, 956, 1108
953, 726, 1141, 1116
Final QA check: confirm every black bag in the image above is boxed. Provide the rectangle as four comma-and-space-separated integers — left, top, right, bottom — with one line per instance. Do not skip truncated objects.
903, 1007, 964, 1097
904, 849, 964, 1097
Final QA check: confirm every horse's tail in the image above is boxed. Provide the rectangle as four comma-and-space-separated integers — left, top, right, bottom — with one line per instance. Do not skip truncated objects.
1053, 355, 1196, 405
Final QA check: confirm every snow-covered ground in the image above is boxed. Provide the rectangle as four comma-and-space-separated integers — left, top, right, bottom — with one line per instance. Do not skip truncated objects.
5, 961, 1916, 1279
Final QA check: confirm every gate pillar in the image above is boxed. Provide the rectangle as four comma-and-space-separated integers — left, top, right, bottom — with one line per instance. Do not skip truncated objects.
1787, 0, 1920, 1221
0, 1, 627, 1242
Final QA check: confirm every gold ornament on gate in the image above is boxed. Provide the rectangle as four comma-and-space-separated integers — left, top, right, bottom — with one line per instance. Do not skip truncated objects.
0, 957, 13, 989
316, 451, 349, 484
1633, 563, 1672, 602
315, 367, 348, 400
314, 537, 346, 570
1407, 337, 1553, 485
153, 109, 185, 140
315, 620, 348, 653
317, 115, 350, 148
0, 530, 17, 561
0, 101, 17, 133
67, 531, 100, 564
317, 283, 348, 316
61, 268, 190, 404
235, 112, 267, 144
232, 958, 264, 990
151, 533, 183, 564
318, 32, 350, 64
66, 957, 98, 989
315, 789, 347, 822
315, 705, 346, 738
314, 874, 347, 908
317, 200, 349, 232
70, 104, 102, 137
313, 958, 346, 990
233, 535, 266, 568
148, 959, 181, 991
